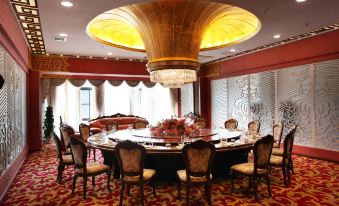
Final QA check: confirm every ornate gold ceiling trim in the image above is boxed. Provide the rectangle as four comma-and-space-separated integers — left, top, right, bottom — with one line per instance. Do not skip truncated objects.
199, 63, 220, 78
10, 0, 45, 54
32, 54, 69, 72
204, 23, 339, 65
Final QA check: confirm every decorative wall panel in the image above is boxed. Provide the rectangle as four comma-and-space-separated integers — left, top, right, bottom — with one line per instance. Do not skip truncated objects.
0, 45, 26, 176
180, 83, 194, 116
314, 60, 339, 151
211, 59, 339, 151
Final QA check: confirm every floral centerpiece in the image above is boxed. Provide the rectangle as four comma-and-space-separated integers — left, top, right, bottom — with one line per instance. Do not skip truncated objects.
150, 118, 199, 136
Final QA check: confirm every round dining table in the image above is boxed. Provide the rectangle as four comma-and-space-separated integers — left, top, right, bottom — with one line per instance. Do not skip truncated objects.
88, 128, 253, 181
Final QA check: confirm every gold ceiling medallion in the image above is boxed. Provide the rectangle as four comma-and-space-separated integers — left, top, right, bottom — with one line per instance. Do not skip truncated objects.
87, 0, 260, 87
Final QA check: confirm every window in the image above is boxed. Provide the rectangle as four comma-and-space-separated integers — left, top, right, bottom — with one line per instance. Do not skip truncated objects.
80, 87, 92, 121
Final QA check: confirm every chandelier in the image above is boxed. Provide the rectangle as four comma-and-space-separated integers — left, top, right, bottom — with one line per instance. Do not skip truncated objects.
87, 0, 260, 88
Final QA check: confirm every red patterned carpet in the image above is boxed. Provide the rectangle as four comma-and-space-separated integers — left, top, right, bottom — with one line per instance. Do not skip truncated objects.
1, 144, 338, 206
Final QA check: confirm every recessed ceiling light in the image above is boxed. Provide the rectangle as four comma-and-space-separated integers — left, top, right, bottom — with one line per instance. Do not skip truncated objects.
55, 37, 67, 42
58, 33, 68, 37
273, 34, 281, 39
107, 52, 113, 55
61, 1, 73, 7
230, 49, 236, 52
296, 0, 307, 2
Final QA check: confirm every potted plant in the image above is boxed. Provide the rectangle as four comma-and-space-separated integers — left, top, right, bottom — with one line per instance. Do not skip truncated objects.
43, 106, 55, 143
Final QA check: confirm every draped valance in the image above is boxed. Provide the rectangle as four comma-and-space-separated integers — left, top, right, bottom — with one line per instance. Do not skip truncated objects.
45, 78, 157, 88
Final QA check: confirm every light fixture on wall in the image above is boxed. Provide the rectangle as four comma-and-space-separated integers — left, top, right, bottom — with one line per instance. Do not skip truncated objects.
87, 0, 261, 88
60, 1, 73, 7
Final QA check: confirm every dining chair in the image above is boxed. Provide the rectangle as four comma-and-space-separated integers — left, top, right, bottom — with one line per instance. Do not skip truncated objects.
52, 132, 74, 183
69, 136, 111, 199
194, 118, 207, 129
115, 140, 156, 206
230, 134, 274, 201
271, 125, 297, 175
79, 123, 96, 161
224, 118, 238, 130
106, 120, 118, 131
273, 123, 284, 148
133, 120, 147, 129
59, 124, 75, 155
177, 139, 216, 206
269, 128, 295, 187
248, 120, 261, 135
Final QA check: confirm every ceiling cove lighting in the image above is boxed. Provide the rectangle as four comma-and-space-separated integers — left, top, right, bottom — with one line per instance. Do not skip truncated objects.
61, 1, 73, 7
296, 0, 307, 2
87, 0, 261, 88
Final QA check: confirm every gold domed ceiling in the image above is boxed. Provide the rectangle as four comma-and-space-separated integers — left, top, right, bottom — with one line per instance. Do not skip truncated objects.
87, 0, 260, 87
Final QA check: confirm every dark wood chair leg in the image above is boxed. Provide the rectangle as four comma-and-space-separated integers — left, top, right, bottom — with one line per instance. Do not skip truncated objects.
57, 165, 61, 183
231, 171, 235, 193
83, 176, 87, 199
127, 185, 131, 196
248, 177, 253, 192
254, 177, 258, 201
186, 185, 190, 206
119, 182, 125, 206
93, 149, 96, 162
92, 176, 95, 187
72, 175, 77, 194
289, 157, 294, 174
287, 165, 291, 184
207, 183, 211, 206
266, 175, 272, 197
282, 165, 287, 187
177, 180, 181, 199
141, 184, 144, 206
107, 171, 111, 191
152, 179, 156, 197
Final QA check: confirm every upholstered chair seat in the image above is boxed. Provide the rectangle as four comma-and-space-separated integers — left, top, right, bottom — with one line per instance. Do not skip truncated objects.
231, 163, 267, 175
79, 123, 97, 161
177, 140, 216, 206
231, 135, 274, 201
124, 169, 156, 182
269, 155, 284, 165
70, 136, 111, 199
115, 140, 156, 206
53, 132, 74, 183
75, 162, 111, 175
269, 126, 297, 187
272, 148, 284, 156
61, 155, 74, 165
177, 170, 212, 183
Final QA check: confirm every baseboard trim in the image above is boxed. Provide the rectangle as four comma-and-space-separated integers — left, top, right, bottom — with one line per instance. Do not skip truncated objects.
0, 144, 28, 201
293, 145, 338, 163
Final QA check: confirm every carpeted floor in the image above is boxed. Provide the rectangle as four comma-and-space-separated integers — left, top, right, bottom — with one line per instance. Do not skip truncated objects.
1, 143, 338, 206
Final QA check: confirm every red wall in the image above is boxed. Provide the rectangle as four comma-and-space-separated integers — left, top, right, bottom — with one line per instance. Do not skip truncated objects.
0, 0, 30, 71
67, 58, 148, 75
215, 29, 339, 79
0, 0, 31, 201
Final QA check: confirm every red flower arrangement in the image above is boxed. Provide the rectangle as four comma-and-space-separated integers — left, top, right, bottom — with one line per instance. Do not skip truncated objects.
150, 118, 199, 136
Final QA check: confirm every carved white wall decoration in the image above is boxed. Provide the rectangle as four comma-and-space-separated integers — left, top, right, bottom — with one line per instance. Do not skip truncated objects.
211, 59, 339, 151
180, 83, 194, 116
0, 45, 27, 176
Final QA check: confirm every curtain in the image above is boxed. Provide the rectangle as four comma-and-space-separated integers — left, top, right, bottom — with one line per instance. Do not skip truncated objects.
88, 79, 106, 117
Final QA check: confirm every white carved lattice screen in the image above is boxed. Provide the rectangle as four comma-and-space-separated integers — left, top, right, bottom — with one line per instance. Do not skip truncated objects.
0, 45, 27, 176
180, 83, 194, 117
211, 59, 339, 151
